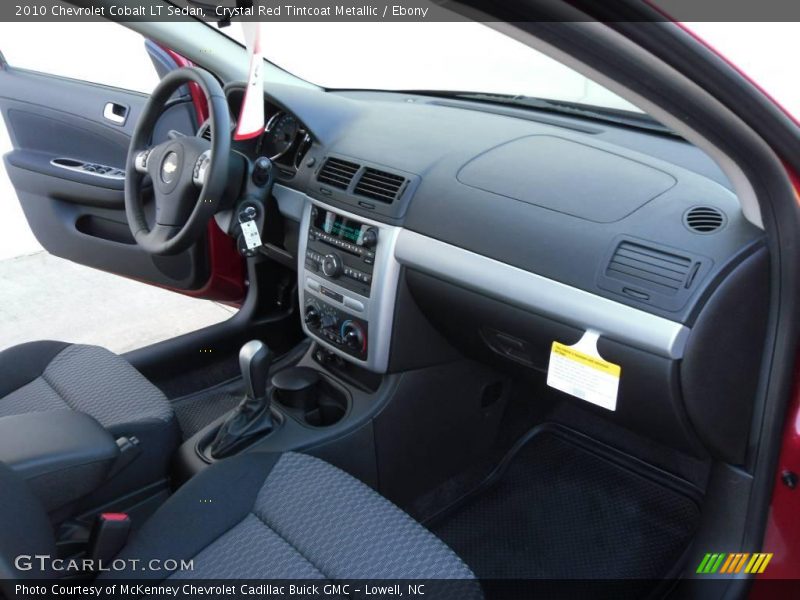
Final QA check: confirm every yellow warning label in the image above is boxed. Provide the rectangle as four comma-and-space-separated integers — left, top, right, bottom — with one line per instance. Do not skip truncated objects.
551, 343, 621, 377
548, 339, 622, 411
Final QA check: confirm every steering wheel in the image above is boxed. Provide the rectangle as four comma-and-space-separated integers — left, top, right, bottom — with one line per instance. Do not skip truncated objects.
125, 67, 231, 255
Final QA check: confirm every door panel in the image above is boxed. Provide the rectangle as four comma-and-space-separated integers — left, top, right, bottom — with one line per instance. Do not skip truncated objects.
0, 58, 242, 299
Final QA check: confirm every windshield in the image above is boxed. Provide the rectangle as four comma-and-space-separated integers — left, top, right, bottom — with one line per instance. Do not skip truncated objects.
218, 22, 644, 114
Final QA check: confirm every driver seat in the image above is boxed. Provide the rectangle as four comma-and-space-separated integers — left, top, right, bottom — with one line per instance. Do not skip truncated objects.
0, 341, 179, 506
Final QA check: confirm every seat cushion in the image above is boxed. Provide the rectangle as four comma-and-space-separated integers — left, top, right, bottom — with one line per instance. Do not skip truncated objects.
0, 342, 171, 428
0, 341, 179, 507
103, 452, 480, 592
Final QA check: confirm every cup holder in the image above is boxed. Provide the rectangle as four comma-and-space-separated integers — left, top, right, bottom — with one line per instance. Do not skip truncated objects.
272, 367, 348, 428
303, 396, 347, 427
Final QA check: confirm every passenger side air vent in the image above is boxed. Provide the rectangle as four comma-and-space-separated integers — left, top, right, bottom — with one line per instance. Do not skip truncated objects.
354, 168, 406, 204
606, 242, 693, 294
684, 206, 725, 233
317, 157, 360, 190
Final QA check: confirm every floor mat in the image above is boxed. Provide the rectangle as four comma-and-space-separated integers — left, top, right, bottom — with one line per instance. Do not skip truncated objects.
429, 426, 701, 591
171, 379, 243, 439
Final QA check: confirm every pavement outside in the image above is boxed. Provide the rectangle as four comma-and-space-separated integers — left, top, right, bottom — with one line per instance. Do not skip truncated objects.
0, 251, 236, 354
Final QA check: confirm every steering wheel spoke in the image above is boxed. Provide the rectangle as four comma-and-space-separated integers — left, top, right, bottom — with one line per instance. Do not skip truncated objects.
133, 149, 153, 174
192, 149, 212, 188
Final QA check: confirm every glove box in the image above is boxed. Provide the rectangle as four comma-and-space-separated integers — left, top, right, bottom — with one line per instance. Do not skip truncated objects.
405, 269, 705, 457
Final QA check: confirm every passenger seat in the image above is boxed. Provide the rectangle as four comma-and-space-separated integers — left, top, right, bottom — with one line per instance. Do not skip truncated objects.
0, 452, 480, 596
0, 341, 179, 507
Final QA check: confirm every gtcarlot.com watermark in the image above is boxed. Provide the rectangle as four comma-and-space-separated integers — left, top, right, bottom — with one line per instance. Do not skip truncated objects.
14, 554, 194, 573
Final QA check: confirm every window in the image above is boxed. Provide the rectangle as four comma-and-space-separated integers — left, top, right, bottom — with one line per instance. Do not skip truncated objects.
0, 22, 159, 93
0, 22, 235, 354
217, 21, 642, 113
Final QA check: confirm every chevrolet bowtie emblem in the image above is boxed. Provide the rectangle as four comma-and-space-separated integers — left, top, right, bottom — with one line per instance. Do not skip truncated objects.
161, 152, 179, 183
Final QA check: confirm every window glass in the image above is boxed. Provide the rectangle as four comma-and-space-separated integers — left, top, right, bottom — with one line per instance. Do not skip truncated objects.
219, 22, 642, 113
0, 22, 160, 93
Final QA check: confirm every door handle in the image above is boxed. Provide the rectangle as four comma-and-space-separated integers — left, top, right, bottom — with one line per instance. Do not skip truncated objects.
103, 102, 128, 125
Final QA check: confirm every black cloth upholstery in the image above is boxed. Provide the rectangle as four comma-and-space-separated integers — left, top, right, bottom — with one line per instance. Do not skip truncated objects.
103, 452, 478, 584
0, 341, 69, 399
0, 342, 180, 507
105, 452, 282, 578
0, 452, 478, 596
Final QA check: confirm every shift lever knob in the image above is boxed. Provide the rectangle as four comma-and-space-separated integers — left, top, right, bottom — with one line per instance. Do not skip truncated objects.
240, 340, 272, 400
209, 340, 274, 459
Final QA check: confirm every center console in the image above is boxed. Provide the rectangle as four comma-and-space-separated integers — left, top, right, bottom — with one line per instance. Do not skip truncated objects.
298, 201, 402, 372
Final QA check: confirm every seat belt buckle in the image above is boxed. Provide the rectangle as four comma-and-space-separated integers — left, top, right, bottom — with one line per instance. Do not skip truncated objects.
87, 512, 130, 564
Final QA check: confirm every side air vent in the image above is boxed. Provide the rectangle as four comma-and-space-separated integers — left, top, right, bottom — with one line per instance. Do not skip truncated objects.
354, 168, 406, 204
684, 206, 726, 233
199, 124, 212, 142
317, 157, 360, 190
606, 242, 693, 294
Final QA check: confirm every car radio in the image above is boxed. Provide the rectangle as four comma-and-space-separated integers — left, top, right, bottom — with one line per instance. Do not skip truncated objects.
304, 206, 378, 297
298, 201, 401, 372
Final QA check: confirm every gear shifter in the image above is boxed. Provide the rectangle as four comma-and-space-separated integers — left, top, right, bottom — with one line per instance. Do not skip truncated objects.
240, 339, 271, 402
209, 340, 274, 458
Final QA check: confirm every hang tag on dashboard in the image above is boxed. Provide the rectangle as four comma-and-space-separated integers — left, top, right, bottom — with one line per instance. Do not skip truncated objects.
547, 330, 621, 411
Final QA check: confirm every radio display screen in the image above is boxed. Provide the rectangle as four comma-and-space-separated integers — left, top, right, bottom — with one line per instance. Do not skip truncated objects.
313, 209, 367, 246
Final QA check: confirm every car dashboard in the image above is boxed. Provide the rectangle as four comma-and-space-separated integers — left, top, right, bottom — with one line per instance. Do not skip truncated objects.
212, 80, 767, 462
198, 83, 314, 182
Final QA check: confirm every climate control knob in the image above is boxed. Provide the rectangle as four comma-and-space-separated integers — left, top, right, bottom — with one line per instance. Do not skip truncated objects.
321, 253, 343, 278
342, 322, 366, 353
304, 305, 321, 329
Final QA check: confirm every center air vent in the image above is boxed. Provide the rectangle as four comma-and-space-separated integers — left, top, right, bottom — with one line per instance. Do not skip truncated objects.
354, 168, 406, 204
317, 157, 360, 190
606, 241, 693, 295
684, 206, 726, 233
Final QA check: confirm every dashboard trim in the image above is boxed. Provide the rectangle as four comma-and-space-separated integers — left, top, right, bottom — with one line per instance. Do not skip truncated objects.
273, 183, 306, 221
395, 229, 690, 360
298, 198, 403, 373
283, 185, 690, 361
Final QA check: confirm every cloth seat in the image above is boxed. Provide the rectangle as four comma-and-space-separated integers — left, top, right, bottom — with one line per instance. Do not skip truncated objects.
0, 341, 179, 504
105, 452, 478, 585
0, 452, 480, 597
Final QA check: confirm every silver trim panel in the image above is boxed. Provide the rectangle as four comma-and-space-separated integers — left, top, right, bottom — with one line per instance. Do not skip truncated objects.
395, 230, 690, 359
298, 199, 402, 373
272, 183, 305, 222
192, 149, 211, 187
103, 102, 127, 124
